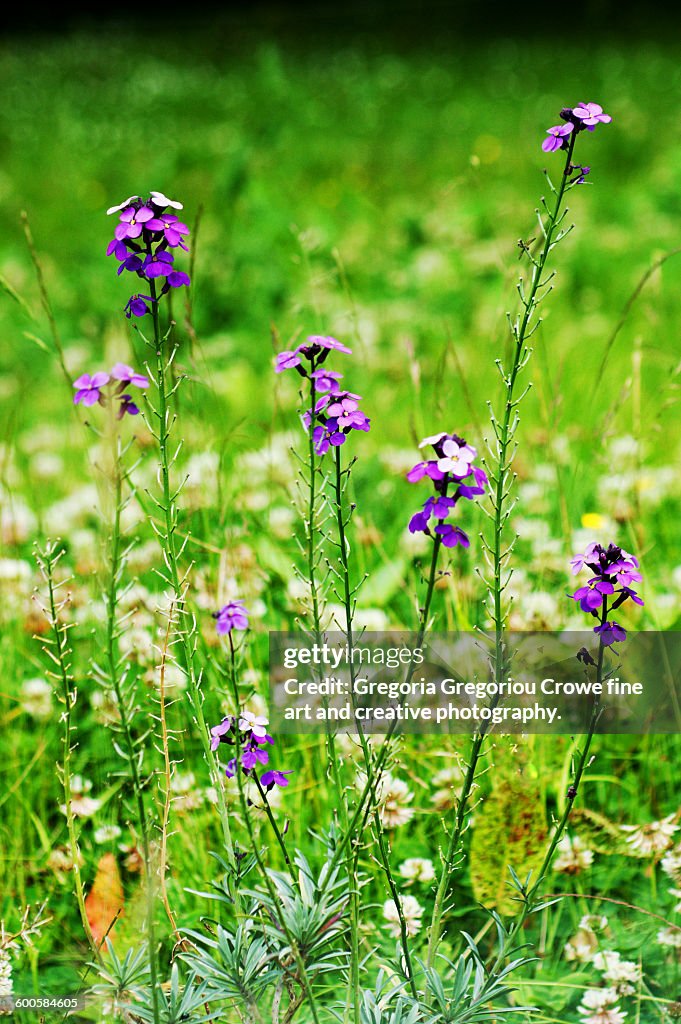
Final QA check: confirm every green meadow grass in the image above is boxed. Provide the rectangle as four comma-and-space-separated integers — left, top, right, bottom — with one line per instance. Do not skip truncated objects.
1, 26, 680, 1020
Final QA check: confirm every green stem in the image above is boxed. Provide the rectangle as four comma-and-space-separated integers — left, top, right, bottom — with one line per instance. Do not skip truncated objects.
147, 279, 241, 907
426, 137, 579, 966
224, 636, 322, 1024
104, 449, 161, 1023
38, 546, 104, 966
333, 445, 418, 1000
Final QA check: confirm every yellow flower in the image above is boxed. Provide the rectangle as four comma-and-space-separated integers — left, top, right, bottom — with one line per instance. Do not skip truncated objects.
581, 513, 606, 530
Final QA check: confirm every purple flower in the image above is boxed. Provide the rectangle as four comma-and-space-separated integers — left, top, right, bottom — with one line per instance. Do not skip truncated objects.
146, 213, 190, 249
210, 716, 235, 750
73, 372, 109, 407
111, 363, 150, 389
434, 523, 470, 548
118, 394, 141, 418
569, 542, 643, 645
324, 393, 369, 429
594, 621, 627, 646
274, 335, 353, 376
260, 769, 293, 790
275, 349, 304, 373
125, 295, 152, 318
114, 205, 155, 241
305, 390, 370, 455
107, 239, 132, 261
542, 124, 573, 153
143, 250, 174, 278
108, 192, 191, 307
214, 600, 249, 634
305, 335, 352, 355
310, 368, 343, 393
163, 271, 191, 290
572, 102, 612, 130
406, 431, 485, 547
312, 421, 346, 455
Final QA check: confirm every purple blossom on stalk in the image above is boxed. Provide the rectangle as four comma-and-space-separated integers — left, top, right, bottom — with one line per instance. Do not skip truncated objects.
406, 432, 486, 545
572, 102, 612, 129
310, 368, 343, 393
125, 295, 153, 319
306, 390, 371, 455
111, 363, 150, 389
118, 394, 141, 418
260, 769, 293, 790
542, 123, 573, 153
274, 335, 353, 375
210, 711, 291, 791
214, 600, 249, 635
541, 101, 612, 153
73, 372, 109, 407
106, 191, 191, 318
569, 541, 644, 645
73, 365, 149, 417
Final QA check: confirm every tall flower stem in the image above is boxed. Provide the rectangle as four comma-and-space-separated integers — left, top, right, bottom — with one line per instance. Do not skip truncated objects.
332, 445, 419, 1001
223, 637, 322, 1024
324, 533, 442, 884
100, 443, 161, 1023
145, 280, 240, 906
488, 134, 576, 678
488, 609, 606, 977
425, 137, 579, 965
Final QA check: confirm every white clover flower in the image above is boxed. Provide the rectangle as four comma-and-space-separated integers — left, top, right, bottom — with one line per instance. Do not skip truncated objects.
564, 929, 598, 964
382, 895, 423, 938
579, 988, 620, 1011
399, 858, 435, 883
553, 834, 594, 874
661, 844, 681, 881
94, 825, 122, 844
579, 1007, 626, 1024
592, 951, 641, 995
580, 914, 609, 933
669, 888, 681, 913
20, 677, 52, 719
61, 795, 101, 819
0, 948, 13, 998
356, 771, 415, 828
377, 774, 415, 828
657, 926, 681, 948
620, 814, 678, 856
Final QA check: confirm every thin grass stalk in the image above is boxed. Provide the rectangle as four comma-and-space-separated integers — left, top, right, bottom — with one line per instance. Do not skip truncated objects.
35, 543, 104, 967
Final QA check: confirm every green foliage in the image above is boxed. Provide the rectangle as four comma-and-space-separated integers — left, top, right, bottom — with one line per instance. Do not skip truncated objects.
469, 745, 548, 914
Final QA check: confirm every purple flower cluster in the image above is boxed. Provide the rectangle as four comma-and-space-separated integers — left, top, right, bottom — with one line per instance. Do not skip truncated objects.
275, 334, 370, 454
407, 433, 487, 548
72, 362, 149, 418
541, 101, 612, 158
214, 600, 249, 635
106, 191, 190, 319
570, 542, 643, 646
210, 711, 292, 791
